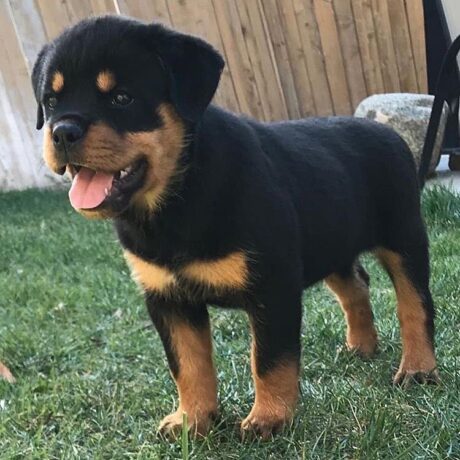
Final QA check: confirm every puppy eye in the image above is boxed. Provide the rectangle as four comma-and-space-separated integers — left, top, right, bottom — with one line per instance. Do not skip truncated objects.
111, 91, 133, 107
46, 96, 58, 110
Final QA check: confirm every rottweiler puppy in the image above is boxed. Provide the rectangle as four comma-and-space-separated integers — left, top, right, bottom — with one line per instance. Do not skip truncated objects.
32, 15, 439, 439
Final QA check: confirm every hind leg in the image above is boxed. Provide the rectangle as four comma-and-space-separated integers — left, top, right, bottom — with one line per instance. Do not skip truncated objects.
326, 262, 378, 357
376, 245, 439, 386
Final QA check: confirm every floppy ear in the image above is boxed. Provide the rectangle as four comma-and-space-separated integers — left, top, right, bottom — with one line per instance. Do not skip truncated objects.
148, 25, 224, 122
31, 45, 50, 130
35, 105, 44, 130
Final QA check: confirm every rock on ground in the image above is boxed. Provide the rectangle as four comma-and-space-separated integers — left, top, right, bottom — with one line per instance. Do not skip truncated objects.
355, 93, 449, 175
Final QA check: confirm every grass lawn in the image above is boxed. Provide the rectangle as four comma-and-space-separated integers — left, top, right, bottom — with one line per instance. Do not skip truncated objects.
0, 187, 459, 459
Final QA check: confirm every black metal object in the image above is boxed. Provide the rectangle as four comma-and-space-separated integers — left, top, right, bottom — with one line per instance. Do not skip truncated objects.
423, 0, 460, 156
420, 35, 460, 183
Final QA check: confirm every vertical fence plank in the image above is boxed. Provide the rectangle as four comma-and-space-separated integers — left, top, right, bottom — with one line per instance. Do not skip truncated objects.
313, 0, 352, 114
370, 0, 401, 93
208, 1, 242, 113
235, 0, 288, 120
116, 0, 172, 24
387, 0, 419, 93
0, 1, 47, 188
0, 2, 37, 151
0, 70, 33, 189
212, 0, 264, 119
276, 0, 316, 116
36, 0, 72, 39
36, 0, 91, 39
259, 0, 300, 119
89, 0, 119, 14
62, 0, 96, 22
8, 0, 47, 74
351, 0, 385, 95
405, 0, 427, 93
292, 0, 334, 115
332, 0, 367, 110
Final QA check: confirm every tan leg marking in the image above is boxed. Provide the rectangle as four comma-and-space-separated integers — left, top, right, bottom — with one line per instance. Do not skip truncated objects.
241, 339, 299, 439
326, 268, 378, 357
124, 251, 176, 295
51, 71, 64, 93
376, 249, 438, 385
159, 321, 217, 438
182, 251, 249, 290
96, 70, 116, 93
0, 362, 15, 383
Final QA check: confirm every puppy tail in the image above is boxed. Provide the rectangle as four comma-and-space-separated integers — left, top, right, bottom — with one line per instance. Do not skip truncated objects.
419, 34, 460, 188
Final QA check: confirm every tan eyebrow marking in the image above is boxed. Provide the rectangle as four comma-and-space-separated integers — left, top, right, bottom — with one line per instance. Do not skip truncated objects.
51, 71, 64, 93
96, 70, 116, 93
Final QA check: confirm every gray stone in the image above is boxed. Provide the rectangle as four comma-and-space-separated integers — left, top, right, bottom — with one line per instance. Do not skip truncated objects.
354, 93, 449, 175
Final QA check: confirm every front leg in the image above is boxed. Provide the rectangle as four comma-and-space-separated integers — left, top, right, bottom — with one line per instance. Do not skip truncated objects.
241, 289, 302, 439
146, 294, 218, 438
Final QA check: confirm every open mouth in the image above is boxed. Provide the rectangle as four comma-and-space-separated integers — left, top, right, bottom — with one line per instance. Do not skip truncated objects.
68, 158, 147, 212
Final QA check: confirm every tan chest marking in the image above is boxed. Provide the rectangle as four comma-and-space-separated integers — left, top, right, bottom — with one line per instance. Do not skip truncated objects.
124, 250, 249, 294
182, 251, 249, 289
124, 251, 176, 294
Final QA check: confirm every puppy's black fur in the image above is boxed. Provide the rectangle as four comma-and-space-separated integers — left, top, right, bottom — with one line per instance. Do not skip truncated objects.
33, 16, 438, 438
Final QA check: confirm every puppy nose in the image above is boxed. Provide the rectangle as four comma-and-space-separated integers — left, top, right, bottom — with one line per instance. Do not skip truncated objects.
52, 120, 85, 152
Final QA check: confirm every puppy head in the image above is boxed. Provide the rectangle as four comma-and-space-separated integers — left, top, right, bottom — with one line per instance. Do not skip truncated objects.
32, 15, 224, 219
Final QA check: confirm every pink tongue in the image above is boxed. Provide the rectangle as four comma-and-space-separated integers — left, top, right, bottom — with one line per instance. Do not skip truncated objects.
69, 167, 114, 210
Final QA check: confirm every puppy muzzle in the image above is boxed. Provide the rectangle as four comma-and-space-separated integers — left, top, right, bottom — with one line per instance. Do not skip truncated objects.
51, 117, 87, 166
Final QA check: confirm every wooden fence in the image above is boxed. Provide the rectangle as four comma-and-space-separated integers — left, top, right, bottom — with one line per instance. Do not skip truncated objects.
0, 0, 426, 190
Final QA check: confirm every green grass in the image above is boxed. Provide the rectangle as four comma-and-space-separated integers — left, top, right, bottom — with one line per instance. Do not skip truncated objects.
0, 187, 459, 459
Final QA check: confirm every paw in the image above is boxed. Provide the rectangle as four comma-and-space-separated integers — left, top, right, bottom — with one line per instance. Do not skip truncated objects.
347, 329, 378, 358
393, 368, 440, 388
158, 410, 215, 439
0, 363, 15, 383
241, 411, 291, 440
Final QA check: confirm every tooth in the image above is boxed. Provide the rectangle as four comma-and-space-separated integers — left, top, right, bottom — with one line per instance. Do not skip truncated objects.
120, 169, 128, 179
104, 187, 109, 196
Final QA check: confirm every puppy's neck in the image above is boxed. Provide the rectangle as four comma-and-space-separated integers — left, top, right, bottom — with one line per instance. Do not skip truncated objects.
131, 104, 191, 216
